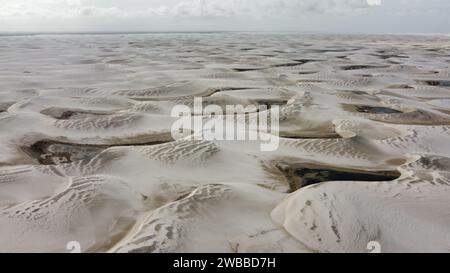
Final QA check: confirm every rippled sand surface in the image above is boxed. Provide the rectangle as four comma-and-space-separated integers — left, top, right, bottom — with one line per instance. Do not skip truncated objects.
1, 33, 450, 253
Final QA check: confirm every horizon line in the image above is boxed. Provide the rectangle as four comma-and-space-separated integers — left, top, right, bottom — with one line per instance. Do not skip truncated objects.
1, 30, 450, 37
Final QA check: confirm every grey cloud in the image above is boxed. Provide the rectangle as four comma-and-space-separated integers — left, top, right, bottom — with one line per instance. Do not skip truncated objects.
164, 0, 375, 19
1, 0, 450, 33
0, 0, 376, 19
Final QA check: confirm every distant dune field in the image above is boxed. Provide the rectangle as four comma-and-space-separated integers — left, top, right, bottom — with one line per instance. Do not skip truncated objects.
0, 33, 450, 253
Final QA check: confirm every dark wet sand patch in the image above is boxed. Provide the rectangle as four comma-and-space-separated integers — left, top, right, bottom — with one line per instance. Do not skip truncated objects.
297, 71, 318, 75
254, 99, 289, 107
40, 108, 112, 120
371, 54, 408, 59
386, 84, 414, 89
264, 160, 400, 192
355, 105, 403, 114
417, 80, 450, 87
293, 167, 399, 188
340, 65, 388, 71
280, 133, 342, 139
0, 102, 14, 112
273, 62, 305, 68
21, 139, 170, 165
232, 68, 264, 72
233, 60, 319, 72
293, 59, 322, 65
343, 104, 403, 114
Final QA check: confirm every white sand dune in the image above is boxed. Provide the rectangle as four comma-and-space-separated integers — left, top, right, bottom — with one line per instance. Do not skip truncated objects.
0, 33, 449, 252
272, 154, 450, 253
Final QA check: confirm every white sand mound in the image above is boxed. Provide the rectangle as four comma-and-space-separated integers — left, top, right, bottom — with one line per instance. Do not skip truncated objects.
272, 155, 450, 253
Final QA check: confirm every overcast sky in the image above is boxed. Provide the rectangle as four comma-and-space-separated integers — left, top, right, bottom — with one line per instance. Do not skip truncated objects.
0, 0, 449, 33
